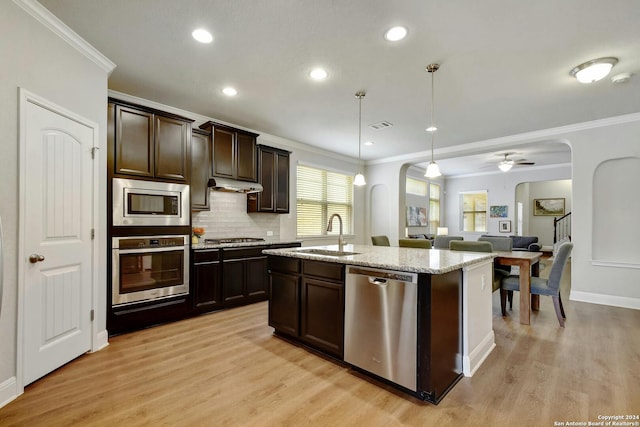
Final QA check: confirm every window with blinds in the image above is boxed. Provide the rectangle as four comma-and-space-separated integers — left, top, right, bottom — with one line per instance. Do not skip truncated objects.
429, 183, 441, 232
297, 165, 353, 237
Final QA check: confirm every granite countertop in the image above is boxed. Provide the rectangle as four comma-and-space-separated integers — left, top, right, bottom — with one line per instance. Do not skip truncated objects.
192, 239, 301, 250
262, 244, 495, 274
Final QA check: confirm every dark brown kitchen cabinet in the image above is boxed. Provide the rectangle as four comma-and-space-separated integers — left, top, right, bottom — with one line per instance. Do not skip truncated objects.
267, 257, 344, 358
191, 129, 211, 210
192, 249, 222, 312
110, 100, 192, 182
247, 145, 290, 213
222, 247, 268, 306
199, 121, 258, 182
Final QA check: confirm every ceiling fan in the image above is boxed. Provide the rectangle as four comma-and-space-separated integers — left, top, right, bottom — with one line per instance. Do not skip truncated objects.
497, 153, 535, 172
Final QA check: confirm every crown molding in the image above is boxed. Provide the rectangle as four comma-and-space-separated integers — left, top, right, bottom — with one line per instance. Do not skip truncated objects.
368, 111, 640, 166
13, 0, 116, 75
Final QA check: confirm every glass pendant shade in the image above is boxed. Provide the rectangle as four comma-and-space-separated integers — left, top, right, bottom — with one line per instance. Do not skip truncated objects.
498, 161, 513, 172
425, 161, 441, 178
354, 172, 366, 186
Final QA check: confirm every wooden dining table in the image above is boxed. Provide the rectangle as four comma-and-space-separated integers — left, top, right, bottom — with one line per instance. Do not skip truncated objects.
494, 251, 543, 325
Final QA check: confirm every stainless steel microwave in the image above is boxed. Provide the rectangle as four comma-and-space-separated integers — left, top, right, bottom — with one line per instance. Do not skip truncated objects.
112, 178, 190, 226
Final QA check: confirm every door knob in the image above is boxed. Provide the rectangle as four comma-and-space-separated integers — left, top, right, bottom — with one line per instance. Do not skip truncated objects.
29, 254, 45, 263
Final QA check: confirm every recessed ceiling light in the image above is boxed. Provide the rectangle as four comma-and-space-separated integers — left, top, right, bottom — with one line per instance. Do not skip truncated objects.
426, 126, 437, 132
570, 57, 618, 83
364, 141, 374, 146
384, 26, 407, 41
222, 87, 237, 96
192, 28, 213, 44
309, 68, 328, 80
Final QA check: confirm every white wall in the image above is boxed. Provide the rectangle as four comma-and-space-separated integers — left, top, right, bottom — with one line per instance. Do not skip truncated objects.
444, 164, 571, 241
516, 179, 572, 247
0, 0, 109, 403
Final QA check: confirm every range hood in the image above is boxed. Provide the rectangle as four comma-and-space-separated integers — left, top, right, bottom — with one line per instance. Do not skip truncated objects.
207, 177, 263, 193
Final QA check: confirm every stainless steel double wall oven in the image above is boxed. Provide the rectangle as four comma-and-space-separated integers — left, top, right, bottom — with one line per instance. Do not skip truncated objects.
111, 178, 190, 307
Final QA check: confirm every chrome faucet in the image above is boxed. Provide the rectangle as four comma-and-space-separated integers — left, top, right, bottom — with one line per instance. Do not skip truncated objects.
327, 213, 345, 252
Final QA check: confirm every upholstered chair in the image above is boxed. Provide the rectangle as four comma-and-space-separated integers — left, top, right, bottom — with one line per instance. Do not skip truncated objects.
433, 235, 463, 249
449, 240, 504, 294
371, 235, 390, 246
399, 238, 432, 249
500, 242, 573, 327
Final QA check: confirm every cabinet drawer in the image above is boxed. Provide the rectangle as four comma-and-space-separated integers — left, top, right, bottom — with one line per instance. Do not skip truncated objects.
269, 256, 300, 274
193, 249, 221, 263
303, 261, 344, 282
223, 246, 267, 260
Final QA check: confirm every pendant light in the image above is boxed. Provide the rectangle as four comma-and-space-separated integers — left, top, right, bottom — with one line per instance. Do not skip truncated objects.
424, 64, 442, 178
353, 91, 366, 186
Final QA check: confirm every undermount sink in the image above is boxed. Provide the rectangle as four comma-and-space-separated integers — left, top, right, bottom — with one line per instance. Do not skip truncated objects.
297, 248, 361, 257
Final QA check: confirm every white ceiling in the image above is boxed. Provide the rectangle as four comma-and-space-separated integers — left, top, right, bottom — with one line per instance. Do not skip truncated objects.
40, 0, 640, 175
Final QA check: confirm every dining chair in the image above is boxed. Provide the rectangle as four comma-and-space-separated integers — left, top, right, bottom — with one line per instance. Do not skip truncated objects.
479, 235, 514, 307
433, 235, 463, 249
449, 240, 505, 296
399, 238, 432, 249
371, 235, 390, 246
500, 242, 573, 327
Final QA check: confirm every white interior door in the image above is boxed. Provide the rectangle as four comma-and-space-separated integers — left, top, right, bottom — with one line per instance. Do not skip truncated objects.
22, 95, 94, 385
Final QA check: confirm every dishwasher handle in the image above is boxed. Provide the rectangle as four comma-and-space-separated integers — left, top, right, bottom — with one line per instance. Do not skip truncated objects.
368, 277, 388, 286
347, 266, 418, 284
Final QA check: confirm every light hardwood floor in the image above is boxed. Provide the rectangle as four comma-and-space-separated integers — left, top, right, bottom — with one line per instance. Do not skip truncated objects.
2, 261, 639, 426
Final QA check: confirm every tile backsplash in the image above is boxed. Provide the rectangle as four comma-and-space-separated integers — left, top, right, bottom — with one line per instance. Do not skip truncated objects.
192, 191, 280, 239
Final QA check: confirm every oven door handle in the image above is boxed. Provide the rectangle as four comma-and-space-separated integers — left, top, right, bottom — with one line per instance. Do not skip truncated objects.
116, 246, 185, 255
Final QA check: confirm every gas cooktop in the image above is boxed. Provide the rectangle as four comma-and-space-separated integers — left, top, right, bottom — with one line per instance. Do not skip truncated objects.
204, 237, 266, 244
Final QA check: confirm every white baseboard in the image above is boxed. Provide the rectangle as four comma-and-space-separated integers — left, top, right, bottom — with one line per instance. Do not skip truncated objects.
0, 376, 19, 409
463, 330, 496, 377
92, 329, 109, 352
570, 291, 640, 310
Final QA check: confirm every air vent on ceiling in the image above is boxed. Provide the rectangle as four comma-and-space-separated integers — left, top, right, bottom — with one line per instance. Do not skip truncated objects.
368, 121, 393, 130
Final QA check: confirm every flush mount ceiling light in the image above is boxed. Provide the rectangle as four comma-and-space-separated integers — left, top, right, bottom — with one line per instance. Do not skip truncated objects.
222, 87, 237, 96
364, 141, 374, 146
309, 68, 328, 81
192, 28, 213, 44
570, 57, 618, 83
424, 63, 442, 179
353, 91, 367, 186
384, 26, 407, 41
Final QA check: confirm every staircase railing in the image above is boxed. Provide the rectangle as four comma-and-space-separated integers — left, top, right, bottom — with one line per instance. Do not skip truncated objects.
553, 212, 571, 244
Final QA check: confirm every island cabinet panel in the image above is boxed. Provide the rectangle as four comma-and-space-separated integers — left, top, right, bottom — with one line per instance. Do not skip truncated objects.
110, 100, 192, 182
190, 129, 212, 211
248, 145, 291, 213
192, 249, 222, 312
269, 270, 300, 337
267, 256, 345, 358
200, 121, 258, 182
300, 277, 344, 357
417, 269, 463, 404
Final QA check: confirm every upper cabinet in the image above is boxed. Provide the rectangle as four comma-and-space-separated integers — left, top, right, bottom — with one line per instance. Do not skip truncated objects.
199, 121, 258, 182
191, 129, 212, 211
248, 145, 290, 213
109, 99, 193, 182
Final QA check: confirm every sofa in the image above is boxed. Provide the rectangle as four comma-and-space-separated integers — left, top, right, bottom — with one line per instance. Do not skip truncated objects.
480, 235, 540, 252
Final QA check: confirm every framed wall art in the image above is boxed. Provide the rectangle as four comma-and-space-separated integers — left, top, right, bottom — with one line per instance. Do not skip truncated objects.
533, 198, 565, 216
406, 206, 427, 226
489, 205, 508, 218
499, 220, 511, 233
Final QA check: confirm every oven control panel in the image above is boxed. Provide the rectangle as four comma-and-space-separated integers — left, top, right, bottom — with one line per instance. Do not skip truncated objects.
114, 236, 187, 250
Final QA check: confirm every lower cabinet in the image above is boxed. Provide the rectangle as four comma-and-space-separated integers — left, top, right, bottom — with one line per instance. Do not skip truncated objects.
268, 256, 345, 358
222, 248, 268, 306
193, 243, 301, 314
192, 249, 223, 313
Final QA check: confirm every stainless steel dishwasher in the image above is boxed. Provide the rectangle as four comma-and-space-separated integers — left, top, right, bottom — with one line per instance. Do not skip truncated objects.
344, 265, 418, 391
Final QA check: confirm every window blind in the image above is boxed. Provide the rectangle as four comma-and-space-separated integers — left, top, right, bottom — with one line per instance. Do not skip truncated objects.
297, 165, 353, 237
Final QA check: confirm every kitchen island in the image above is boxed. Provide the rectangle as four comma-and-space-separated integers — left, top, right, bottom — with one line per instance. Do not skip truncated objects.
263, 244, 496, 404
